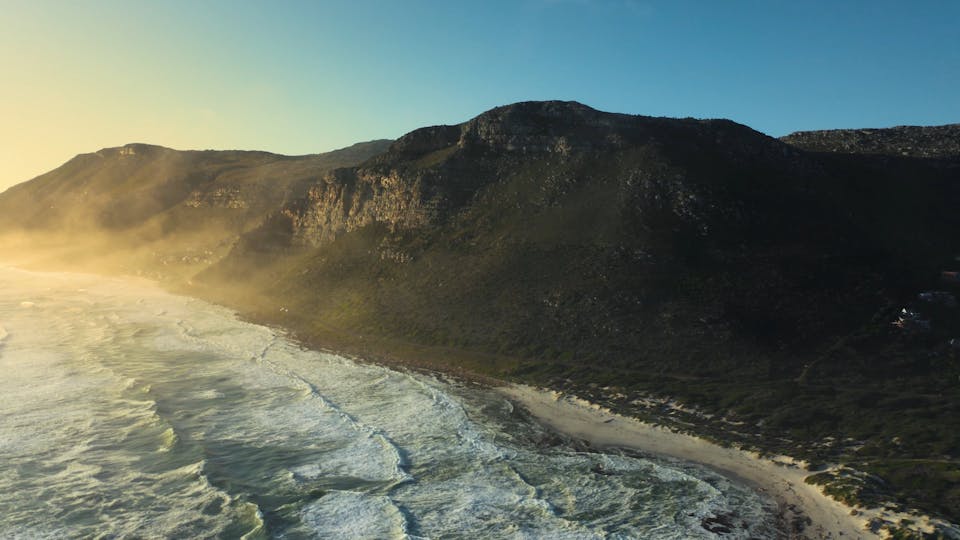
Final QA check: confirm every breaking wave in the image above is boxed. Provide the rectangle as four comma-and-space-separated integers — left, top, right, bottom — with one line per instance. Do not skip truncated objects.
0, 266, 776, 538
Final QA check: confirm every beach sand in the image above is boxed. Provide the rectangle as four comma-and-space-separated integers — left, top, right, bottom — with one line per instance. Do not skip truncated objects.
499, 384, 878, 540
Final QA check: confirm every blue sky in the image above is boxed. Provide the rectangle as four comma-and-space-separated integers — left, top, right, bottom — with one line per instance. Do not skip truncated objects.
1, 0, 958, 190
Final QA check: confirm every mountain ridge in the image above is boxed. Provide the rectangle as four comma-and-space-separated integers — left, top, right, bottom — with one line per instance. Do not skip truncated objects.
0, 138, 392, 231
781, 123, 960, 159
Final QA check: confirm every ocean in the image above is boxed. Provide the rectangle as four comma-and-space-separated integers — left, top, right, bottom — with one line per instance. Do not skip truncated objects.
0, 265, 777, 539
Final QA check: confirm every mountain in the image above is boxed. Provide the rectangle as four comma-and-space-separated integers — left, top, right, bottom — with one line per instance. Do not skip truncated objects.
0, 140, 393, 230
1, 102, 958, 525
214, 102, 958, 379
0, 140, 391, 276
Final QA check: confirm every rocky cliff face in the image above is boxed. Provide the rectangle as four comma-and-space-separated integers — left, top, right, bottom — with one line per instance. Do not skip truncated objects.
279, 101, 823, 249
781, 124, 960, 159
283, 167, 441, 246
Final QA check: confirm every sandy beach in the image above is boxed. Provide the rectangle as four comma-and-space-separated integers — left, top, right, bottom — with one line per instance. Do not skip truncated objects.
499, 384, 877, 540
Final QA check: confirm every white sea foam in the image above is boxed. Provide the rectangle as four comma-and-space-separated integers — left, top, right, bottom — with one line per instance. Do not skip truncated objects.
158, 427, 179, 452
300, 491, 410, 539
288, 435, 406, 484
192, 389, 224, 400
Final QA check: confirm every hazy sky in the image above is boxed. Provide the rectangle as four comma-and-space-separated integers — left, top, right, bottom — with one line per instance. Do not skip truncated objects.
2, 0, 958, 191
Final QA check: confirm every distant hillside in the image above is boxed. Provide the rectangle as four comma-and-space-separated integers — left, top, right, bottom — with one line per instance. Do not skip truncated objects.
781, 123, 960, 159
1, 102, 958, 527
0, 140, 392, 231
0, 139, 391, 276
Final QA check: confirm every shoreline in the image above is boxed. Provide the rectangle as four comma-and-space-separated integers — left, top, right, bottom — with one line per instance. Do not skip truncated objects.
1, 261, 954, 538
218, 298, 879, 538
497, 384, 876, 540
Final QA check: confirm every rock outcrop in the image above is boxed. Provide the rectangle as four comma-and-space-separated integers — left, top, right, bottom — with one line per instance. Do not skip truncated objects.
283, 168, 441, 246
781, 124, 960, 159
